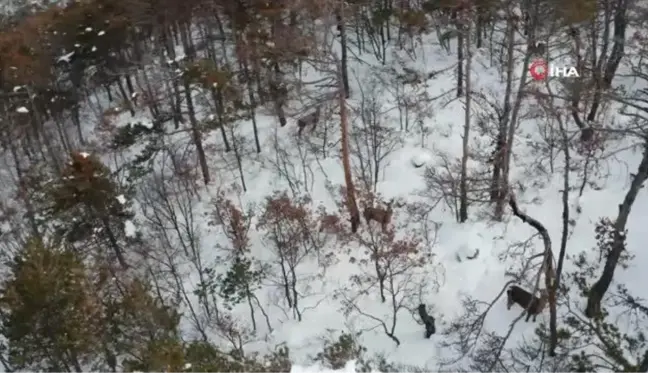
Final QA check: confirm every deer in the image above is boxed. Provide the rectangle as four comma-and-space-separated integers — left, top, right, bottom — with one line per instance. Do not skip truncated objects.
318, 214, 340, 233
506, 285, 549, 322
417, 304, 436, 339
363, 198, 395, 232
297, 106, 321, 136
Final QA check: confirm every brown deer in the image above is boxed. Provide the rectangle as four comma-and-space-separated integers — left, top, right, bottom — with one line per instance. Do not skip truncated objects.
297, 106, 321, 136
506, 285, 548, 322
363, 198, 395, 232
319, 214, 340, 233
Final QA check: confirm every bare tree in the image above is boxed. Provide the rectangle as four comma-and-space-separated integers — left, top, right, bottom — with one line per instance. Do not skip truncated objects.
339, 74, 361, 233
138, 161, 210, 341
256, 192, 328, 321
266, 127, 318, 197
491, 3, 539, 220
584, 45, 648, 318
350, 73, 400, 192
459, 14, 473, 223
211, 192, 273, 333
339, 232, 430, 346
508, 193, 557, 356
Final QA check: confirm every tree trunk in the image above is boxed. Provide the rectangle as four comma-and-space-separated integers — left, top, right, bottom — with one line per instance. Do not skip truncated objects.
339, 75, 360, 233
100, 216, 128, 269
455, 10, 464, 97
230, 126, 248, 192
585, 144, 648, 318
336, 8, 351, 98
6, 137, 41, 238
459, 22, 471, 223
500, 23, 536, 214
209, 86, 231, 152
492, 15, 516, 219
579, 0, 626, 135
241, 61, 262, 152
162, 27, 183, 129
117, 79, 134, 116
183, 80, 211, 185
270, 63, 287, 131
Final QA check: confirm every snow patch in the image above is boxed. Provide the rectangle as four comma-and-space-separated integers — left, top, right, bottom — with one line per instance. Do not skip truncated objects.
16, 106, 29, 113
57, 51, 75, 63
116, 195, 126, 205
410, 149, 433, 168
124, 220, 137, 237
290, 361, 357, 373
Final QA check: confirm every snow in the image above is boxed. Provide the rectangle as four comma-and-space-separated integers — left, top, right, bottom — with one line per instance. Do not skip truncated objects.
1, 16, 646, 372
15, 106, 28, 113
79, 152, 89, 158
410, 149, 433, 168
291, 361, 357, 373
112, 362, 356, 373
115, 195, 126, 205
97, 30, 105, 36
101, 35, 643, 367
57, 51, 75, 63
124, 220, 137, 237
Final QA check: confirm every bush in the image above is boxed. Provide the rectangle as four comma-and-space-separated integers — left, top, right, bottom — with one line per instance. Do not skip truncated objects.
314, 333, 369, 371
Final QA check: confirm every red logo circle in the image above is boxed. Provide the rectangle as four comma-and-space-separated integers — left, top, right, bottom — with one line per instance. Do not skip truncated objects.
529, 59, 548, 81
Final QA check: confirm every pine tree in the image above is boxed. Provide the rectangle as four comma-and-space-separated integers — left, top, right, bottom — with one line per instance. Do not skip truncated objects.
40, 151, 135, 268
0, 239, 102, 371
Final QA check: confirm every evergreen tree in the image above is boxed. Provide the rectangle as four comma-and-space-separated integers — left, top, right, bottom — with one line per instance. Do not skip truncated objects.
0, 239, 102, 371
48, 151, 135, 268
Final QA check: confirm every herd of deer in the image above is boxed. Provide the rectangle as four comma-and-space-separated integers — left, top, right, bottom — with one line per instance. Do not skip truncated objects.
301, 105, 548, 326
366, 202, 548, 322
318, 198, 396, 233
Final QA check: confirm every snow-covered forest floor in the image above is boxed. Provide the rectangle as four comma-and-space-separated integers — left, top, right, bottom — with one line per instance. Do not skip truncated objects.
2, 3, 648, 370
90, 30, 648, 369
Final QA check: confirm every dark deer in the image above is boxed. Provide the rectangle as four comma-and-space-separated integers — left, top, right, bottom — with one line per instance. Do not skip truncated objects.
363, 198, 395, 232
297, 106, 321, 136
418, 304, 436, 339
506, 285, 548, 322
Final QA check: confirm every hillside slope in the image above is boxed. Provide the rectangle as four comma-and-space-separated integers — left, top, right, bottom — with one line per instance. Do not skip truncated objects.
1, 1, 648, 371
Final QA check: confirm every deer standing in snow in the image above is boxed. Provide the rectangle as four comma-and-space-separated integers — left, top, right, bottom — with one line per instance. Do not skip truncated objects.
506, 285, 548, 322
363, 198, 395, 232
418, 304, 436, 338
297, 106, 321, 136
